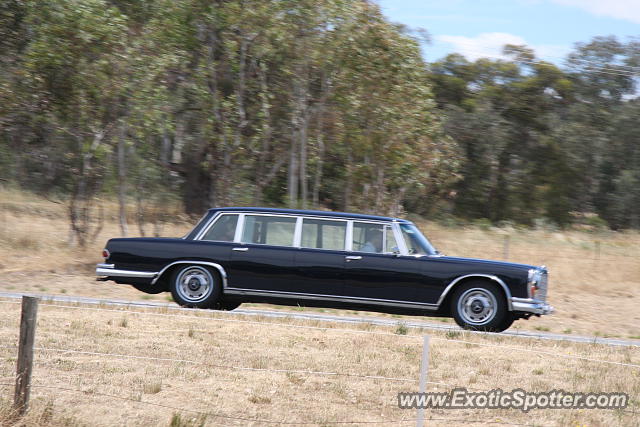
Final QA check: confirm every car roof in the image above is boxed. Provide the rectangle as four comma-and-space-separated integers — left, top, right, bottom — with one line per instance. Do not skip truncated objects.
208, 207, 411, 223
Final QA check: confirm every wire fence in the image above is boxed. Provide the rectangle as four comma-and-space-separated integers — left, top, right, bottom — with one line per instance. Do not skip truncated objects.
428, 232, 640, 262
1, 299, 638, 426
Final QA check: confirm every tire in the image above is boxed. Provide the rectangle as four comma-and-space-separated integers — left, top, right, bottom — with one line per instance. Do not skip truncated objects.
450, 281, 512, 332
170, 265, 221, 308
131, 283, 165, 294
214, 300, 241, 311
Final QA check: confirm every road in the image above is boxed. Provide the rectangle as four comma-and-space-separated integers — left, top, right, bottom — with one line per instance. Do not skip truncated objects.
1, 291, 638, 347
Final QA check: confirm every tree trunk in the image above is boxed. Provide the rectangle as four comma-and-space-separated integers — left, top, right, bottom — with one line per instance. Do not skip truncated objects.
117, 122, 128, 237
343, 148, 353, 211
312, 122, 325, 208
299, 109, 309, 209
288, 130, 299, 208
254, 61, 272, 205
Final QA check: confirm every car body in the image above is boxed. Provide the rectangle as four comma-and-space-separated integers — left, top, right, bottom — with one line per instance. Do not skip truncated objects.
96, 207, 553, 331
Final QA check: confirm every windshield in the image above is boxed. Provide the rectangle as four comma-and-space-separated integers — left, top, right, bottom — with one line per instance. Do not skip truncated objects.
399, 224, 437, 256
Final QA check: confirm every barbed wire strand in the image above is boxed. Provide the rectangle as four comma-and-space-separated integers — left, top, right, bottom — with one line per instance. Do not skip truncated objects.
2, 299, 639, 367
0, 345, 417, 383
0, 382, 540, 426
430, 337, 640, 369
36, 300, 640, 347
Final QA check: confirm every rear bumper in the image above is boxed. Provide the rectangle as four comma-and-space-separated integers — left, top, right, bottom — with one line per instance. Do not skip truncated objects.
510, 297, 554, 315
96, 263, 157, 279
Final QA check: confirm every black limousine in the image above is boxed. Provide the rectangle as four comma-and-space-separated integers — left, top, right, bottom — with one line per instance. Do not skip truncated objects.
96, 207, 553, 332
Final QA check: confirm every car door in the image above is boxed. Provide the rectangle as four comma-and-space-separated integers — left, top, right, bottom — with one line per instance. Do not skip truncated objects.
342, 221, 428, 305
226, 214, 298, 294
191, 212, 238, 271
292, 217, 348, 296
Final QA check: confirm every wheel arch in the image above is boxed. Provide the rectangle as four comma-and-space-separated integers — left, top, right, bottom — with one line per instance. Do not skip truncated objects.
436, 274, 513, 315
152, 261, 228, 289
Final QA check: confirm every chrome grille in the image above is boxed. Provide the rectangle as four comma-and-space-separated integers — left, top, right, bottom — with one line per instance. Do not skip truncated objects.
537, 271, 548, 302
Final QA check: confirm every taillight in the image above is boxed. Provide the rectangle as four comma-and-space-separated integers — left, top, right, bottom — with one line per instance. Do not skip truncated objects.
530, 285, 537, 298
102, 249, 110, 259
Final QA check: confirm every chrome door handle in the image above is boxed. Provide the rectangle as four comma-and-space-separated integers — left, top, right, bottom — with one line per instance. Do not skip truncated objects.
345, 255, 362, 261
232, 247, 249, 252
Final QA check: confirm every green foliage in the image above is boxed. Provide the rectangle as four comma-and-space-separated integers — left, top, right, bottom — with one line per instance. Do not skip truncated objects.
430, 36, 639, 229
0, 1, 638, 229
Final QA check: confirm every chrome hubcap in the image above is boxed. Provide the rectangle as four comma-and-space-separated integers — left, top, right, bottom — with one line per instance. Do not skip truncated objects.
175, 267, 213, 303
458, 288, 497, 325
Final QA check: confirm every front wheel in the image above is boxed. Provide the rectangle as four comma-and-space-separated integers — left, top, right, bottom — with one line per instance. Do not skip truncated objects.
451, 281, 512, 332
170, 265, 221, 308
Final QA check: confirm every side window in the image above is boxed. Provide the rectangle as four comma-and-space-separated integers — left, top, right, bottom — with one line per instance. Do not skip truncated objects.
352, 222, 398, 254
400, 225, 429, 255
301, 218, 347, 250
352, 222, 383, 253
242, 215, 296, 246
201, 214, 238, 242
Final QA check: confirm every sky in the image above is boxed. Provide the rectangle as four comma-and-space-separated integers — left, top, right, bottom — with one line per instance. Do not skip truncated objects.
375, 0, 640, 64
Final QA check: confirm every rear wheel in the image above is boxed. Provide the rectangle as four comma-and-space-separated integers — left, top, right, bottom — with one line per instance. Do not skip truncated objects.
170, 265, 221, 308
451, 281, 512, 332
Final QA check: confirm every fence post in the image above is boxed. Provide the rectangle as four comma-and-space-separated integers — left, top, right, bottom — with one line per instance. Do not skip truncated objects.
503, 235, 510, 260
416, 335, 430, 427
14, 296, 39, 416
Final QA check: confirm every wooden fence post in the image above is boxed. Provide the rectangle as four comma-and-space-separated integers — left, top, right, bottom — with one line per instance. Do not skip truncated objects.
14, 296, 39, 416
416, 335, 430, 427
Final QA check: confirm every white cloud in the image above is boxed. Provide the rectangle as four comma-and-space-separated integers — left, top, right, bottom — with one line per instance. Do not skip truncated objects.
435, 32, 570, 63
437, 32, 528, 61
552, 0, 640, 24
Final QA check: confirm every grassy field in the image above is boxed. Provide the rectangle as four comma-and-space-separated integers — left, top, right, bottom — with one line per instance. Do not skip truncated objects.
0, 187, 639, 425
0, 299, 638, 426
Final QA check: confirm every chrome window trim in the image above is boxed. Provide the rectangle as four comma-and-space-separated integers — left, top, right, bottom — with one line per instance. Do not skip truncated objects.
298, 216, 349, 251
293, 216, 303, 247
234, 213, 246, 243
345, 220, 354, 251
195, 210, 406, 253
436, 274, 514, 311
392, 222, 409, 256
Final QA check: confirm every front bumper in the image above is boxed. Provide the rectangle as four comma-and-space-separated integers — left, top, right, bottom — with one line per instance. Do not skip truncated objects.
95, 263, 157, 279
510, 297, 554, 315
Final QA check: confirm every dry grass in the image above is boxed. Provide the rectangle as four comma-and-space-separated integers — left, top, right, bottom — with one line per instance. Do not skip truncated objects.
0, 300, 638, 426
1, 187, 639, 338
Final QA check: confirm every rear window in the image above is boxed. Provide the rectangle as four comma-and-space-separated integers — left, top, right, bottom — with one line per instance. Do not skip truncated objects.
201, 214, 238, 242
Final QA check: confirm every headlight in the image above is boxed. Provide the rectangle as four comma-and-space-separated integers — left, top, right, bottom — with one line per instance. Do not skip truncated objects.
527, 269, 542, 298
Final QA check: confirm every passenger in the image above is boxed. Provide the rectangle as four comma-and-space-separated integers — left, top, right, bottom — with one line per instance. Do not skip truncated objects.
361, 230, 383, 253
